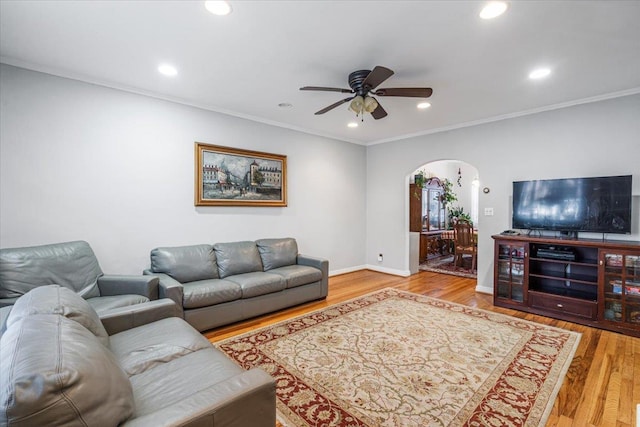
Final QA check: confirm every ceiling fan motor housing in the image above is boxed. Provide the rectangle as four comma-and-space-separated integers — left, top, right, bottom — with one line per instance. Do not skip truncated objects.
348, 70, 372, 95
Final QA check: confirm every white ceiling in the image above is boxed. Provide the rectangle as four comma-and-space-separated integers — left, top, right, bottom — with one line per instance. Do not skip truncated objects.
1, 1, 639, 145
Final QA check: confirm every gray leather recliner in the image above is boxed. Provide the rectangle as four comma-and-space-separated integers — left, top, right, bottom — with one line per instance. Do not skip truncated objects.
0, 240, 169, 334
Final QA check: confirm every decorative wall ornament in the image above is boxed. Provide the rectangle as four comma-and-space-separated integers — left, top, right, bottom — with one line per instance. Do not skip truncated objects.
195, 142, 287, 207
457, 167, 462, 187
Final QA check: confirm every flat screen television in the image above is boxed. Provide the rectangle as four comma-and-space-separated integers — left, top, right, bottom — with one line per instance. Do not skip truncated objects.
512, 175, 632, 234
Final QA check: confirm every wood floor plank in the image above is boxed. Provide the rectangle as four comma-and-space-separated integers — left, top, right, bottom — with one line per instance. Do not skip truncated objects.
618, 337, 634, 427
204, 269, 640, 427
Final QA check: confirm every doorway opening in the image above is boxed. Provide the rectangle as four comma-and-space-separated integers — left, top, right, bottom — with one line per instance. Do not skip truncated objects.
409, 160, 479, 279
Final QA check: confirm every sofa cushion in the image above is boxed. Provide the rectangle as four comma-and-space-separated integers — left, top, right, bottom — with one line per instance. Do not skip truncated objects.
87, 294, 149, 315
267, 265, 323, 289
225, 272, 285, 298
109, 317, 212, 376
214, 241, 263, 279
150, 244, 218, 283
7, 285, 109, 347
128, 347, 244, 417
0, 240, 102, 299
256, 238, 298, 271
181, 279, 242, 309
0, 314, 134, 426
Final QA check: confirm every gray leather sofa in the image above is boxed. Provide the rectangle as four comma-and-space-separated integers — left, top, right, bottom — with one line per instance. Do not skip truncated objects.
0, 240, 170, 333
145, 238, 328, 331
0, 285, 276, 426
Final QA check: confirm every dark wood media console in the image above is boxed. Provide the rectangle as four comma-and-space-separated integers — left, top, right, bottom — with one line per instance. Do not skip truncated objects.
492, 234, 640, 337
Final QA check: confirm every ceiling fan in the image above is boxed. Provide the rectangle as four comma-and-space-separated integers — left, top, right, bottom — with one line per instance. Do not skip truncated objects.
300, 66, 433, 120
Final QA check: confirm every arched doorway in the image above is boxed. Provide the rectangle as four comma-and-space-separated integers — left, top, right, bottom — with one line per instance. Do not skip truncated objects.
408, 160, 480, 281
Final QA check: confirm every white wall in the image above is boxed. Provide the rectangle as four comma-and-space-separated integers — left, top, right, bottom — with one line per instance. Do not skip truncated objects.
0, 65, 367, 275
2, 64, 639, 288
366, 94, 640, 291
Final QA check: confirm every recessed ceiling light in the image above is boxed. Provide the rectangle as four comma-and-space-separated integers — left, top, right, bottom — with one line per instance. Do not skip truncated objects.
347, 122, 358, 128
529, 68, 551, 79
204, 1, 232, 16
417, 102, 431, 109
158, 64, 178, 76
480, 1, 508, 19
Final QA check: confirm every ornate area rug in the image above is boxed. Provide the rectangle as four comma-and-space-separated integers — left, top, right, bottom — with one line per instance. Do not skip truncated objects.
419, 255, 477, 278
216, 288, 580, 427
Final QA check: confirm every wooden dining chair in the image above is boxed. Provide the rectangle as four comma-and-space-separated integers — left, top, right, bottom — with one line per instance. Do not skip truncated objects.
453, 219, 477, 270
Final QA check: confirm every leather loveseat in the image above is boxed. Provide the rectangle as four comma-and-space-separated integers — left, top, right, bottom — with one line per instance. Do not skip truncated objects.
145, 238, 328, 331
0, 285, 276, 426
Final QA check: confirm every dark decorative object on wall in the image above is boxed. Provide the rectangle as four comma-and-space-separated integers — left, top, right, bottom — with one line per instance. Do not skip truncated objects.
195, 142, 287, 207
457, 168, 462, 187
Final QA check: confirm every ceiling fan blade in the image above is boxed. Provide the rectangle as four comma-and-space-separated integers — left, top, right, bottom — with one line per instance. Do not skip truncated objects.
374, 87, 433, 98
315, 97, 354, 115
362, 66, 394, 90
370, 99, 388, 120
300, 86, 353, 94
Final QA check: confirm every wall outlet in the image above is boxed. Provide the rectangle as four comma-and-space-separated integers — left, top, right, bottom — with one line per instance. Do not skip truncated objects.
378, 253, 383, 262
484, 207, 494, 216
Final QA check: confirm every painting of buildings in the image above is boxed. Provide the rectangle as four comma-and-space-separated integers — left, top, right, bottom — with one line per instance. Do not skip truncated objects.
195, 143, 286, 206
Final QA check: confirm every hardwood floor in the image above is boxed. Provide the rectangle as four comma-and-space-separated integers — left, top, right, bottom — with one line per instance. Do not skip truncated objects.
205, 269, 640, 427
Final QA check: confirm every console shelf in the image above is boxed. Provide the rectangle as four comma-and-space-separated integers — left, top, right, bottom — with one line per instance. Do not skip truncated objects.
493, 235, 640, 337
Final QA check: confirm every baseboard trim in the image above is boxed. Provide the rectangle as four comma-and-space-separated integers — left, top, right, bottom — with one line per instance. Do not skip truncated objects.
329, 265, 367, 277
475, 285, 493, 295
365, 264, 411, 277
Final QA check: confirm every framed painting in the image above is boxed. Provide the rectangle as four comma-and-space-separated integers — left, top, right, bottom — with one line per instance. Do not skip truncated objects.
195, 142, 287, 207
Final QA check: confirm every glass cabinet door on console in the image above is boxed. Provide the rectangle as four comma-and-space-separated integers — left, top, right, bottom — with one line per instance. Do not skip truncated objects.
601, 251, 640, 329
494, 241, 527, 306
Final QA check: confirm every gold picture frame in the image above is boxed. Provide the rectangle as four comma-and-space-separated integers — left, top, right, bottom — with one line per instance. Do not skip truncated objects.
195, 142, 287, 207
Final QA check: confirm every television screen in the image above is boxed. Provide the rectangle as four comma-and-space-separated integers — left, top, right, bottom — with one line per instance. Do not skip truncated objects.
512, 175, 632, 234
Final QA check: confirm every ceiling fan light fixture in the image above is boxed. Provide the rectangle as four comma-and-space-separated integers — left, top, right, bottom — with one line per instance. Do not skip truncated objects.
300, 66, 432, 120
480, 1, 508, 19
347, 122, 358, 128
349, 95, 365, 114
363, 96, 378, 113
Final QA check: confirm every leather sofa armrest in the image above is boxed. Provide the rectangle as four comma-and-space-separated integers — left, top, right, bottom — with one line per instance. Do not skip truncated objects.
100, 299, 179, 335
297, 254, 329, 298
97, 275, 159, 300
121, 368, 275, 427
144, 271, 184, 319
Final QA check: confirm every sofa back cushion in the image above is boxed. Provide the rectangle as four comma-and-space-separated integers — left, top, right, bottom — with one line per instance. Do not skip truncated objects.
256, 238, 298, 271
0, 314, 134, 426
7, 285, 109, 347
0, 241, 102, 299
150, 244, 218, 283
214, 241, 263, 278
